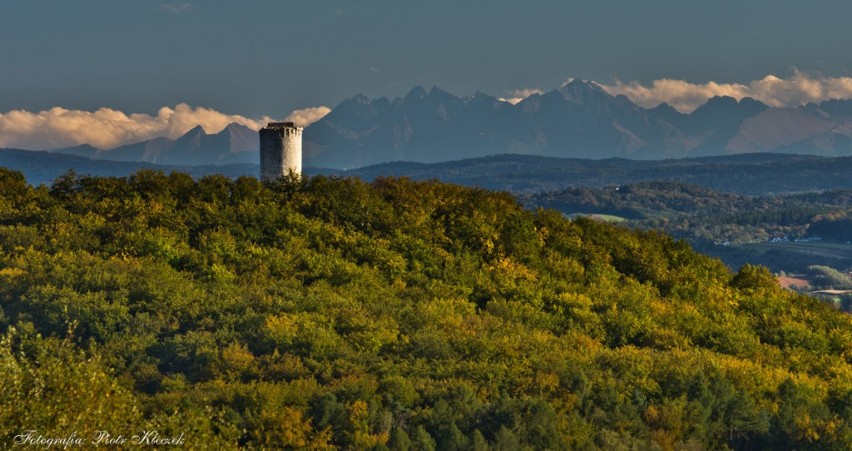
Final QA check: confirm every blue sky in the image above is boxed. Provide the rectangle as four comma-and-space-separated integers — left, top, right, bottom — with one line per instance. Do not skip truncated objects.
3, 0, 852, 149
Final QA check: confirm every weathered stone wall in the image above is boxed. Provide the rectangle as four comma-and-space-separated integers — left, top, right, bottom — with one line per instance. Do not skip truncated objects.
259, 124, 302, 181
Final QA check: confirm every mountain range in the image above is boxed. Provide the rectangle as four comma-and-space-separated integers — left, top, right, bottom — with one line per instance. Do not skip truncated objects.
55, 122, 258, 166
303, 80, 852, 168
37, 79, 852, 168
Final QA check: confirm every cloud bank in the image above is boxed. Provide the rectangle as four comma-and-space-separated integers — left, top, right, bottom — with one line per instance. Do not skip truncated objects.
601, 71, 852, 112
0, 104, 329, 151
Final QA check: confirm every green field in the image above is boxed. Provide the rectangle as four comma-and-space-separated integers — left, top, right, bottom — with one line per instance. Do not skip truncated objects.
566, 212, 628, 223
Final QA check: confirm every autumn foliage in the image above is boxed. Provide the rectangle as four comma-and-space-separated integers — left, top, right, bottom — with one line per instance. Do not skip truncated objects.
1, 168, 851, 449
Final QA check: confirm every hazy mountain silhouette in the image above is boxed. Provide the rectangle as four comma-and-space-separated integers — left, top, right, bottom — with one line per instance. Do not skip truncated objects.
51, 123, 258, 166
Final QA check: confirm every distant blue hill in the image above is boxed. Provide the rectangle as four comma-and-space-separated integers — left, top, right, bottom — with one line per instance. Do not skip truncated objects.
0, 148, 259, 186
4, 147, 852, 196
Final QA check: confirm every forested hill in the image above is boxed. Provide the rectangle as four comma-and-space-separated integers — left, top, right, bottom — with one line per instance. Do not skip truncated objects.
1, 168, 852, 449
524, 181, 852, 274
526, 181, 852, 243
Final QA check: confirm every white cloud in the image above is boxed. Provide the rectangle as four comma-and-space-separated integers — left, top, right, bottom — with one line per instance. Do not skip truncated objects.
161, 2, 192, 14
499, 88, 544, 105
600, 71, 852, 112
601, 79, 748, 113
284, 106, 331, 128
0, 104, 330, 150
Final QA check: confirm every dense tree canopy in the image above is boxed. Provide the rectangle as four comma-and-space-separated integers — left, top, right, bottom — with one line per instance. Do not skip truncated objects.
1, 168, 851, 449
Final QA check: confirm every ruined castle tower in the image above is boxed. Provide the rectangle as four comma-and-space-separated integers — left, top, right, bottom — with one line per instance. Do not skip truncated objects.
259, 122, 303, 181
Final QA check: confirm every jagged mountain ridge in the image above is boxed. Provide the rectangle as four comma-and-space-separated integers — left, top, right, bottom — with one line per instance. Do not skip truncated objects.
304, 80, 852, 168
49, 80, 852, 168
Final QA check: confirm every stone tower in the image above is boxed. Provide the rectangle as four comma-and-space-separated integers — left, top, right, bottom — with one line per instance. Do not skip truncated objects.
259, 122, 303, 181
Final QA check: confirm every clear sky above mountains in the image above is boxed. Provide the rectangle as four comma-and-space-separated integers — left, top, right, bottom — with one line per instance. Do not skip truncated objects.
3, 1, 852, 150
4, 0, 852, 115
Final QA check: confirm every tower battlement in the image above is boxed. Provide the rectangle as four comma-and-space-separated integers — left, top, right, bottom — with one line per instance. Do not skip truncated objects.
266, 121, 296, 128
259, 122, 303, 181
